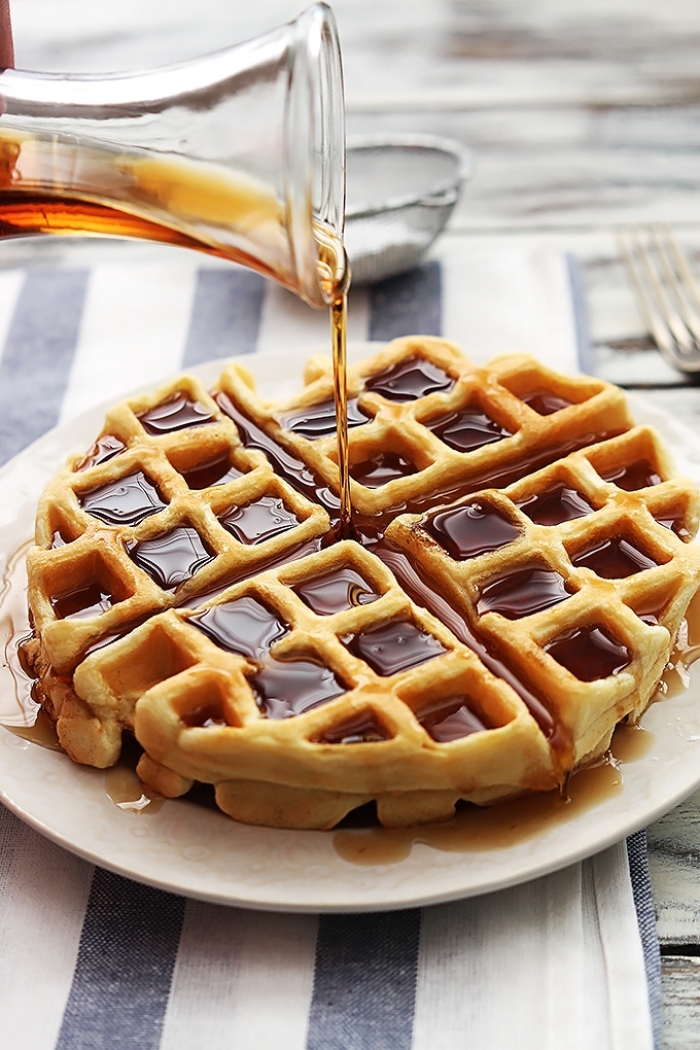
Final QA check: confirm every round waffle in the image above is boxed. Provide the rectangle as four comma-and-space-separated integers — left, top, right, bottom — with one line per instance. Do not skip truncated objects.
22, 338, 700, 829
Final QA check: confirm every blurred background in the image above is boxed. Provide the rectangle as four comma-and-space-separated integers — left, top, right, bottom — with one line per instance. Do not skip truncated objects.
7, 0, 700, 364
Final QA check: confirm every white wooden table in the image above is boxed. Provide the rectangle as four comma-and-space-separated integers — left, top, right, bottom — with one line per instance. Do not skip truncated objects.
7, 1, 700, 1043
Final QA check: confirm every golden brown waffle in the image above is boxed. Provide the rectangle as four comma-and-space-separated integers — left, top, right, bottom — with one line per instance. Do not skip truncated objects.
23, 338, 700, 829
386, 425, 700, 773
27, 373, 329, 679
75, 540, 556, 827
215, 336, 635, 518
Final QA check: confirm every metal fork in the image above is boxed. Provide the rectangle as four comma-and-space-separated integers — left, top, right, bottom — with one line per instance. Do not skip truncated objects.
619, 224, 700, 374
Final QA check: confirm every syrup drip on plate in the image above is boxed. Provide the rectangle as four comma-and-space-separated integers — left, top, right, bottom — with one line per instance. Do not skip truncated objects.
104, 765, 164, 813
333, 761, 623, 866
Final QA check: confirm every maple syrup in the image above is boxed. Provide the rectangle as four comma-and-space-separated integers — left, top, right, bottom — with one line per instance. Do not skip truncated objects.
3, 127, 698, 851
418, 696, 487, 742
423, 499, 523, 560
0, 134, 293, 286
545, 625, 630, 681
252, 656, 347, 718
476, 565, 572, 619
189, 595, 287, 659
104, 765, 164, 814
346, 618, 448, 676
331, 293, 353, 538
280, 397, 368, 440
572, 535, 659, 578
4, 707, 62, 750
51, 581, 115, 621
427, 405, 512, 452
293, 566, 379, 615
215, 392, 338, 515
365, 356, 454, 401
610, 723, 654, 763
219, 495, 302, 545
79, 470, 168, 527
127, 526, 215, 590
180, 453, 244, 490
374, 542, 559, 740
0, 127, 353, 528
137, 393, 217, 435
602, 460, 662, 491
518, 485, 595, 526
521, 389, 573, 415
316, 711, 389, 745
333, 761, 623, 866
350, 450, 418, 489
76, 434, 126, 471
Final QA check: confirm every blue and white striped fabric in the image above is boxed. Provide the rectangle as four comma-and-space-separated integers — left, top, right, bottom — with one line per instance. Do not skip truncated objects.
0, 243, 659, 1050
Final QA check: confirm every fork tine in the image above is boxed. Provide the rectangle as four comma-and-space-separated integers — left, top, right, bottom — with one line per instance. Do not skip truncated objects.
636, 227, 694, 354
618, 229, 676, 357
658, 224, 700, 344
619, 226, 700, 373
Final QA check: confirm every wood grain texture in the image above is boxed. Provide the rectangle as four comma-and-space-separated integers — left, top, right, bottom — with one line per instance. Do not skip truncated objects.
349, 106, 700, 231
650, 792, 700, 944
662, 956, 700, 1049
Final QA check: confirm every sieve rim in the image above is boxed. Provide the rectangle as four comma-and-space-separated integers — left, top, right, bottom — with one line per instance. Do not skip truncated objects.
345, 133, 472, 220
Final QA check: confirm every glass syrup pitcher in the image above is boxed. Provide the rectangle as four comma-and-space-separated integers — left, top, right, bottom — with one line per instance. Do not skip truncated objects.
0, 2, 347, 309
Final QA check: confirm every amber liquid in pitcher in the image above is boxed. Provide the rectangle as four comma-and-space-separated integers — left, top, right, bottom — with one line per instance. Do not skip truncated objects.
0, 128, 334, 293
0, 127, 354, 525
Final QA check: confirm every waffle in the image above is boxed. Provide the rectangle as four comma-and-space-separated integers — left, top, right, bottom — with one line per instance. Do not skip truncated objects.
22, 338, 700, 830
215, 336, 634, 517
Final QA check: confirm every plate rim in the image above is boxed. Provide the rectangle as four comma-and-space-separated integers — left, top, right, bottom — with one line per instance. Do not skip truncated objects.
1, 354, 700, 912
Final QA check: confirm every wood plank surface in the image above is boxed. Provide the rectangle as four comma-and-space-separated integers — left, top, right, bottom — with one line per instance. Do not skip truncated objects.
650, 791, 700, 945
662, 956, 700, 1050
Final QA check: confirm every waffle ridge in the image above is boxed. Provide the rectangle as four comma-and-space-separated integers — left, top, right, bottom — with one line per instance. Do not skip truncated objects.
23, 338, 700, 830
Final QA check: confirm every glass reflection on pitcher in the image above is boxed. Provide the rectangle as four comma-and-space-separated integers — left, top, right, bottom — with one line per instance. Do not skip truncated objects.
0, 2, 347, 309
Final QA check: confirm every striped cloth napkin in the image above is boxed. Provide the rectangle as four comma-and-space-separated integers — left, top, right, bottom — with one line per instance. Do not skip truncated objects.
0, 241, 660, 1050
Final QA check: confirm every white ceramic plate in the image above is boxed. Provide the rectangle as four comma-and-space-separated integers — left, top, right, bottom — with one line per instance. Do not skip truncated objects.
2, 349, 700, 912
